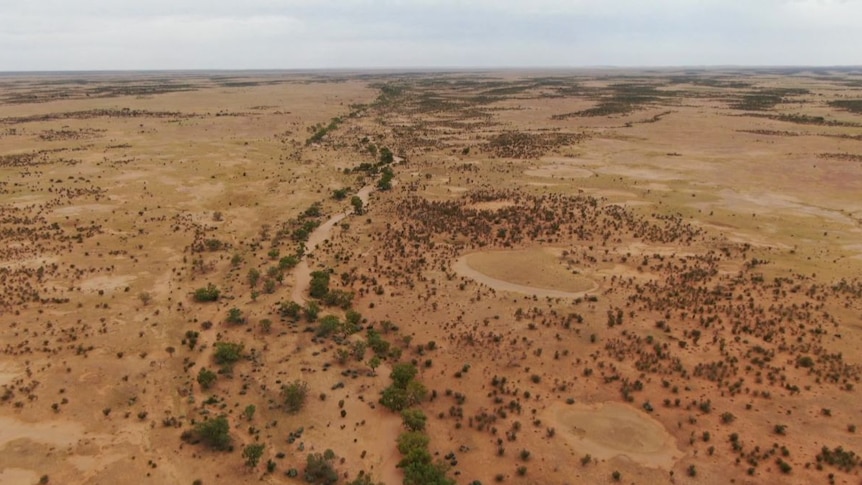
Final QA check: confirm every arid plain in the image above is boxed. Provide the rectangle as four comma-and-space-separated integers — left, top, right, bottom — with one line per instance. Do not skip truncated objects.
1, 69, 861, 484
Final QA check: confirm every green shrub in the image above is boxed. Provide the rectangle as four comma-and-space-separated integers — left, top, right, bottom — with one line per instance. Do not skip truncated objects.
379, 147, 394, 164
305, 450, 338, 484
316, 315, 341, 337
190, 415, 232, 451
401, 409, 427, 432
282, 380, 308, 413
197, 368, 217, 389
279, 255, 299, 270
243, 443, 265, 468
213, 342, 244, 366
226, 308, 245, 325
193, 283, 220, 302
309, 271, 330, 298
279, 301, 302, 320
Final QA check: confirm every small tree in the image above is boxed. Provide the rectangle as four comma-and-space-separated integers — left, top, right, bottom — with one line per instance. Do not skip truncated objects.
243, 404, 256, 421
226, 308, 245, 325
317, 315, 341, 337
304, 302, 320, 322
391, 363, 418, 389
279, 255, 299, 270
346, 308, 362, 323
243, 443, 265, 468
401, 409, 427, 432
193, 283, 220, 302
369, 356, 381, 376
283, 380, 308, 413
346, 471, 384, 485
397, 431, 430, 457
190, 415, 232, 451
404, 380, 427, 407
213, 342, 244, 367
351, 196, 364, 215
247, 268, 261, 287
280, 301, 302, 321
309, 271, 331, 299
305, 450, 338, 485
377, 167, 394, 191
381, 386, 409, 412
352, 341, 367, 361
197, 367, 217, 390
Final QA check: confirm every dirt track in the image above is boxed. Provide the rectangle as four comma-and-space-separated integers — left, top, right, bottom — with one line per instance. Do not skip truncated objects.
292, 185, 373, 304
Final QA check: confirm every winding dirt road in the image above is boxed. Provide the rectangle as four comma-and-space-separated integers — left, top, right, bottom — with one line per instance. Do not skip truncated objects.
291, 185, 373, 304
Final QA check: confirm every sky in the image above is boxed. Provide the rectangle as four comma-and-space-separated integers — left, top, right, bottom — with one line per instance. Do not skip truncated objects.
0, 0, 860, 71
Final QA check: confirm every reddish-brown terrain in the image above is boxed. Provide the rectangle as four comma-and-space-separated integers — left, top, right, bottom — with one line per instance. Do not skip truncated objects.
1, 69, 861, 484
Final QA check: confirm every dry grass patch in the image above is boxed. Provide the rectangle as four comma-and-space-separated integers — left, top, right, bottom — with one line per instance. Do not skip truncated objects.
524, 164, 594, 179
462, 248, 596, 293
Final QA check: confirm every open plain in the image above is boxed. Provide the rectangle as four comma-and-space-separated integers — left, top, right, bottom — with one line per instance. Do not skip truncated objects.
1, 68, 861, 484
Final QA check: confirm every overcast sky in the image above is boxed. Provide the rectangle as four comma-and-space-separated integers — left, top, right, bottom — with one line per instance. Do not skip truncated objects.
1, 0, 860, 71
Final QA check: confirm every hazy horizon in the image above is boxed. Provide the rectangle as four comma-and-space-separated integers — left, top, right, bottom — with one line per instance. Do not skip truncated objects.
1, 65, 862, 75
2, 0, 861, 71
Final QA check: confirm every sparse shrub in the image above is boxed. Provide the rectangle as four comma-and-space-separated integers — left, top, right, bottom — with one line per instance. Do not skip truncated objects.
401, 409, 427, 432
193, 284, 220, 302
282, 380, 308, 413
197, 368, 217, 390
243, 443, 265, 468
185, 415, 232, 451
304, 450, 338, 485
226, 307, 245, 325
213, 342, 243, 367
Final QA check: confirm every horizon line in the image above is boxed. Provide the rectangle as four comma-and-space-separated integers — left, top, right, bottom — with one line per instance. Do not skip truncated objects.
2, 64, 862, 76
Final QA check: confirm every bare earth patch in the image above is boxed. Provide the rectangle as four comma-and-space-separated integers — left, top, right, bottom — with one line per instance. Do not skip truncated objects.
78, 274, 136, 293
552, 401, 682, 469
0, 416, 85, 448
454, 248, 597, 297
467, 200, 516, 211
524, 164, 594, 179
52, 203, 115, 217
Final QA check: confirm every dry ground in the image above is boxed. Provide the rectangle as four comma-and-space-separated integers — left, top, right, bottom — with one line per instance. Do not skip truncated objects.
1, 68, 862, 485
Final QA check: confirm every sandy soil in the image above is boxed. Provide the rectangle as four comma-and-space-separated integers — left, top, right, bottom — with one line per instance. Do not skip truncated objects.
552, 401, 682, 469
524, 165, 594, 179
